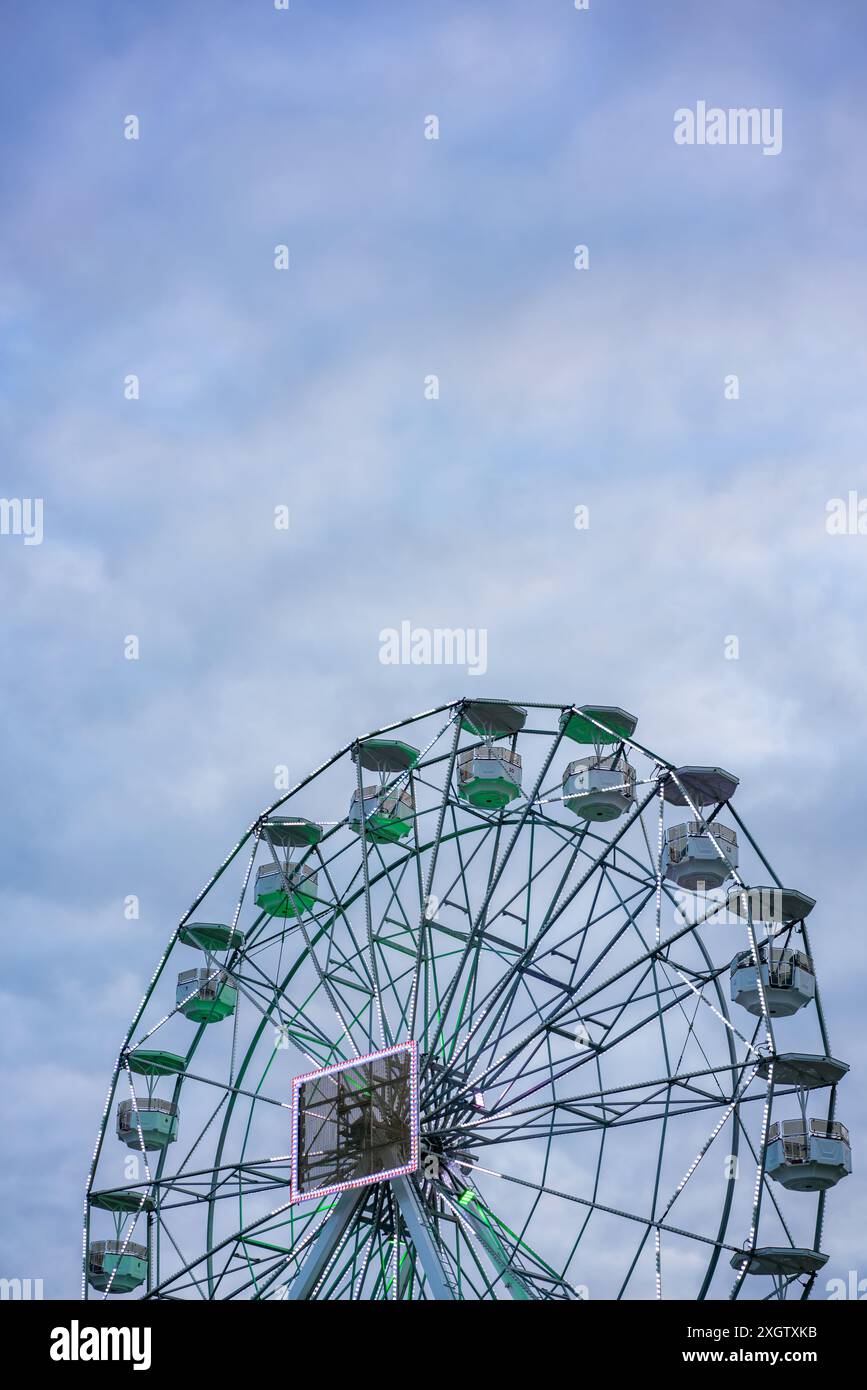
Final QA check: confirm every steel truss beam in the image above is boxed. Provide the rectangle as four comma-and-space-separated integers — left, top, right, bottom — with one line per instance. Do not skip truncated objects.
286, 1189, 366, 1300
391, 1177, 458, 1300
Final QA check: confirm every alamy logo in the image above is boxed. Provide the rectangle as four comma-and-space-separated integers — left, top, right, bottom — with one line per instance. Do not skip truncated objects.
49, 1320, 152, 1371
826, 491, 867, 535
0, 1277, 43, 1299
379, 621, 487, 676
0, 497, 43, 545
826, 1271, 867, 1300
673, 885, 784, 927
673, 101, 782, 156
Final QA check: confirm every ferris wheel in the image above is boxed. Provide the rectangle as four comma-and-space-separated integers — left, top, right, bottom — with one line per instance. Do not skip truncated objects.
83, 699, 851, 1301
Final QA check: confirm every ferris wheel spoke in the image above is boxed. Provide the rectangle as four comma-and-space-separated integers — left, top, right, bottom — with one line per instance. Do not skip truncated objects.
408, 715, 463, 1039
658, 957, 763, 1061
312, 850, 377, 986
510, 1059, 575, 1292
149, 1192, 326, 1299
151, 1211, 210, 1301
463, 1160, 743, 1262
206, 954, 333, 1062
168, 1065, 288, 1118
442, 834, 591, 1065
453, 864, 660, 1087
418, 726, 568, 1080
429, 1059, 769, 1177
421, 804, 497, 1062
103, 1158, 293, 1215
728, 1105, 798, 1251
480, 829, 586, 943
419, 805, 493, 1034
435, 1051, 776, 1147
661, 970, 726, 1089
234, 976, 338, 1063
253, 842, 374, 1057
532, 874, 640, 983
424, 984, 755, 1133
454, 852, 601, 1060
450, 1084, 766, 1145
453, 888, 740, 1111
444, 974, 701, 1125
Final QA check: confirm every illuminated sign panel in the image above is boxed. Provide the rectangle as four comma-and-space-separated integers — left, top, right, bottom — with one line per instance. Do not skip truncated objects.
291, 1041, 419, 1202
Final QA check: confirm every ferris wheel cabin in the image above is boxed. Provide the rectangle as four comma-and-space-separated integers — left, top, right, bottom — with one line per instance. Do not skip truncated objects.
559, 705, 637, 821
727, 888, 817, 1016
255, 861, 318, 916
755, 1056, 852, 1194
86, 1189, 154, 1294
116, 1097, 179, 1152
87, 1239, 148, 1294
115, 1051, 184, 1152
176, 922, 243, 1023
176, 966, 237, 1022
730, 1247, 828, 1279
661, 767, 739, 889
563, 755, 636, 821
766, 1119, 852, 1192
349, 785, 415, 842
255, 816, 322, 916
456, 702, 526, 810
348, 739, 418, 842
756, 1052, 849, 1090
730, 946, 815, 1017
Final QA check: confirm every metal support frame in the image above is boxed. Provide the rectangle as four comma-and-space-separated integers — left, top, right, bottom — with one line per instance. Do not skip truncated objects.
391, 1176, 458, 1300
455, 1192, 537, 1299
287, 1189, 366, 1300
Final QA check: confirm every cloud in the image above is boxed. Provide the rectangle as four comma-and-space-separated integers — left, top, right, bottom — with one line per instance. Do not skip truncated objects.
1, 0, 865, 1297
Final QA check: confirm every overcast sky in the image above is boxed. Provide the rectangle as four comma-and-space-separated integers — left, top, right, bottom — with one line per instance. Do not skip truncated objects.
1, 0, 865, 1298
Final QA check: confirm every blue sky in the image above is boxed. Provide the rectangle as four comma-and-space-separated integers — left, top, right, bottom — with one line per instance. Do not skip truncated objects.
1, 0, 866, 1297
